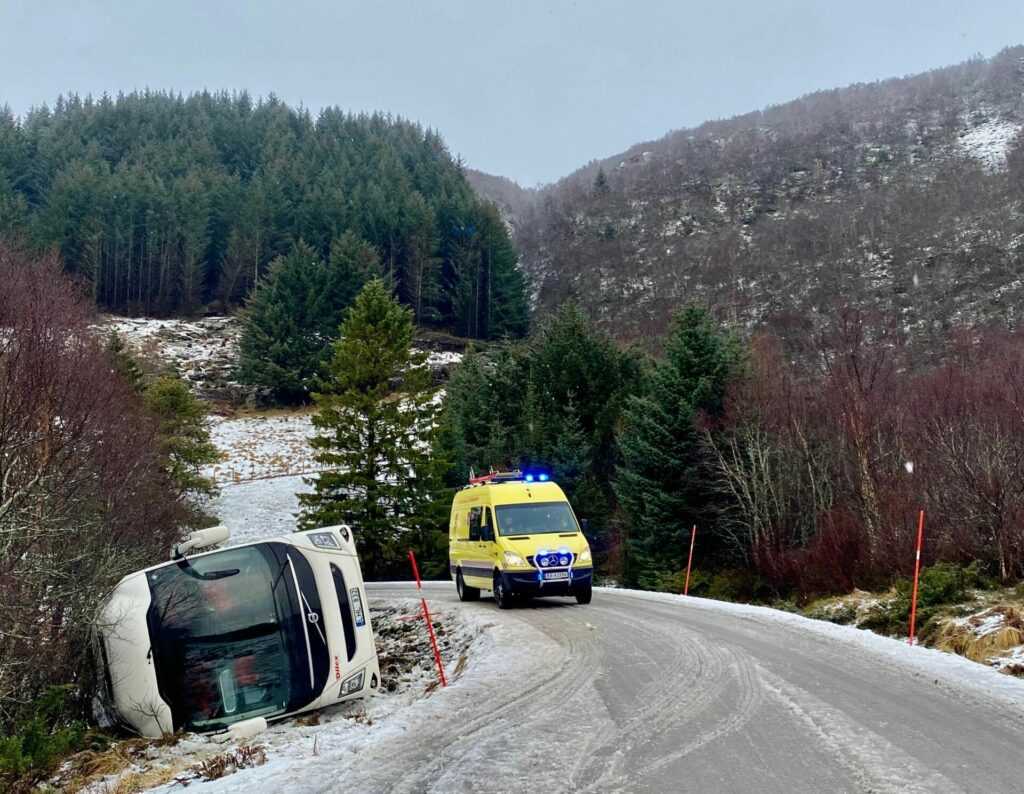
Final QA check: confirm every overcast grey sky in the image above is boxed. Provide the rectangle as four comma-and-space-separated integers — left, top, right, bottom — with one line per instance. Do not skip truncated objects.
2, 1, 1023, 186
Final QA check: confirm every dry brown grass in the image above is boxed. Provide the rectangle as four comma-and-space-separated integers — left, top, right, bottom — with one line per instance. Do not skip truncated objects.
292, 710, 322, 727
58, 735, 188, 793
98, 764, 188, 794
188, 744, 267, 783
347, 709, 374, 726
936, 605, 1024, 663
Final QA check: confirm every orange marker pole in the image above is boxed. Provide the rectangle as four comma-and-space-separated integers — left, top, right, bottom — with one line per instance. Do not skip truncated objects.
908, 510, 925, 646
408, 550, 447, 687
684, 524, 697, 596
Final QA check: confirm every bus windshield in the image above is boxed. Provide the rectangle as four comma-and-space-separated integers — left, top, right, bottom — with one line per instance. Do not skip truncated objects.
495, 501, 579, 536
146, 542, 325, 732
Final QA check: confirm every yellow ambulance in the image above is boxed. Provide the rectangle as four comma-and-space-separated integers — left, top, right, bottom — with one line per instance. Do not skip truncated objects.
448, 471, 593, 608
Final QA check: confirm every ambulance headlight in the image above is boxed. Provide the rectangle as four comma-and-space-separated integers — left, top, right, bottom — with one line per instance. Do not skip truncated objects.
340, 669, 365, 697
578, 547, 592, 564
503, 551, 527, 568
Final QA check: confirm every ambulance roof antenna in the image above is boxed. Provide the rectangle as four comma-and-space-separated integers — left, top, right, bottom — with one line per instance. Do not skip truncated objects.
468, 466, 476, 481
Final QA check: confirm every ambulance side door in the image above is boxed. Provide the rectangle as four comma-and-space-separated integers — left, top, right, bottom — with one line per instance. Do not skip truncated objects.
480, 506, 499, 573
463, 507, 491, 587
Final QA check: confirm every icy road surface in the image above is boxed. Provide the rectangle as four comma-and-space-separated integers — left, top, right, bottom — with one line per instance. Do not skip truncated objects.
196, 582, 1024, 793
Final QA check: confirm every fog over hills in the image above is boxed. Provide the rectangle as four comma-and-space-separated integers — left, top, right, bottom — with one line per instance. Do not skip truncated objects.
468, 46, 1024, 352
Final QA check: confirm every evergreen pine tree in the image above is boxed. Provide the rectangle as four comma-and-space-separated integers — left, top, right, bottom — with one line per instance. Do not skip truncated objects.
237, 241, 343, 402
613, 303, 739, 589
593, 167, 610, 194
142, 374, 220, 498
105, 330, 145, 393
436, 346, 494, 485
298, 279, 449, 578
327, 230, 383, 309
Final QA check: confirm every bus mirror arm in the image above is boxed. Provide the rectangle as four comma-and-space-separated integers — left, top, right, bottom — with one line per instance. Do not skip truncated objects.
580, 519, 589, 535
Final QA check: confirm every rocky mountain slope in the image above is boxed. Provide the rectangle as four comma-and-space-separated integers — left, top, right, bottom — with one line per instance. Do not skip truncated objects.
471, 46, 1024, 349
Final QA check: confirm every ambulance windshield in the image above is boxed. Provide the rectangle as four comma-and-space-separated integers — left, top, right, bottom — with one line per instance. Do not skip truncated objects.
495, 501, 578, 536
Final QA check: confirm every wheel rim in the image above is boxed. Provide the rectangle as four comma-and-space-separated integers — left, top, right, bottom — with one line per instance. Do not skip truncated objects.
494, 578, 504, 603
457, 572, 464, 597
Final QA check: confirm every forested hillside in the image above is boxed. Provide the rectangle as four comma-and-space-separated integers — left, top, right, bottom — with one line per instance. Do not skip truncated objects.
0, 92, 527, 338
477, 46, 1024, 349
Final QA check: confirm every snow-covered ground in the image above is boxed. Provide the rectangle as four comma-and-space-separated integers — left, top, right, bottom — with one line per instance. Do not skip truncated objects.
96, 315, 243, 391
199, 411, 320, 543
203, 412, 320, 484
206, 474, 311, 545
958, 117, 1022, 170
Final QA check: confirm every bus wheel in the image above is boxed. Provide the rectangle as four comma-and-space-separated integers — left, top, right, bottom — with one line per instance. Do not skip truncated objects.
493, 573, 514, 610
575, 583, 593, 605
457, 569, 480, 602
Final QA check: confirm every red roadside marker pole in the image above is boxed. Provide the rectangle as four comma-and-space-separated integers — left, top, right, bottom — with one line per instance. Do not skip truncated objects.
908, 510, 925, 646
408, 550, 447, 687
684, 524, 697, 596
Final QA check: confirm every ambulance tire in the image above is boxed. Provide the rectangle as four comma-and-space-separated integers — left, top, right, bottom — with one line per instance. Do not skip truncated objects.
493, 573, 514, 610
575, 583, 593, 605
456, 569, 480, 602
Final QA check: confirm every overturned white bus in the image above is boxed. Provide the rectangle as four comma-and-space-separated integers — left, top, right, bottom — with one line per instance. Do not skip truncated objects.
94, 524, 380, 739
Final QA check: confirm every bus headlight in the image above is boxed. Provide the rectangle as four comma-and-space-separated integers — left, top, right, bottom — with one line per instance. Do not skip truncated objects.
340, 669, 365, 697
578, 547, 592, 564
503, 551, 526, 568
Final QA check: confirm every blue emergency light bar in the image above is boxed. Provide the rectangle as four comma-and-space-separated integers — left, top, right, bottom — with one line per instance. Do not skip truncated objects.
469, 469, 553, 485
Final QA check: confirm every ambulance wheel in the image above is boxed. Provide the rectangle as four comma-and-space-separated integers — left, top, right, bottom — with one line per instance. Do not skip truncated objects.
575, 583, 593, 605
456, 570, 480, 602
493, 573, 514, 610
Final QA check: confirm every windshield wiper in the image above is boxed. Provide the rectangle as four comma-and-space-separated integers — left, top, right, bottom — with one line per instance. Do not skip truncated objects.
175, 558, 240, 582
286, 555, 318, 688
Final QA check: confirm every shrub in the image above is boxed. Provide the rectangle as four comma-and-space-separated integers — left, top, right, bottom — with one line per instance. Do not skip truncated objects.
0, 246, 187, 736
0, 687, 88, 789
804, 601, 857, 624
705, 569, 776, 603
894, 561, 990, 609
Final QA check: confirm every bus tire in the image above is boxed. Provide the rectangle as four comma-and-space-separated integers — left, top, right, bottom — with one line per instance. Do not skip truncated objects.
575, 583, 593, 605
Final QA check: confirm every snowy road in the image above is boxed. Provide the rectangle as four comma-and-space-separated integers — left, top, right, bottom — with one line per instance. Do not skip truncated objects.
187, 582, 1024, 793
351, 583, 1024, 794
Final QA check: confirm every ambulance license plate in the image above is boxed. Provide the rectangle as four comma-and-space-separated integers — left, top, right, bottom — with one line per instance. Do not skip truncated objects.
544, 571, 569, 580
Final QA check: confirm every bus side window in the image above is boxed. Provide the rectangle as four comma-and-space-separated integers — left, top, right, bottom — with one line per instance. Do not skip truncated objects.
483, 507, 494, 540
468, 507, 482, 541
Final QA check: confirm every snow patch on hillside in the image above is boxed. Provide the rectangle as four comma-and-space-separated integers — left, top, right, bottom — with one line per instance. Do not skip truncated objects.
97, 315, 242, 391
202, 412, 319, 484
206, 474, 310, 545
958, 118, 1022, 170
200, 411, 321, 542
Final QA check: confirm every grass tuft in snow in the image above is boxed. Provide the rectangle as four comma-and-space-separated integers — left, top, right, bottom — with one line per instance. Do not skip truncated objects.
936, 605, 1024, 666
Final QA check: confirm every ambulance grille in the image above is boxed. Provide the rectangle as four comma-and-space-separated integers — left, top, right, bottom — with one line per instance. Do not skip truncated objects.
528, 552, 575, 568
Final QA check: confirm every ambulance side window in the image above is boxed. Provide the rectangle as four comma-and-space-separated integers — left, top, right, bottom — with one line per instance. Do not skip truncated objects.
482, 508, 494, 538
468, 507, 482, 541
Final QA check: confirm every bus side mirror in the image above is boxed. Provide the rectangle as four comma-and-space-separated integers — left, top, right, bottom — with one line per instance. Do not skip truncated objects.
173, 524, 230, 559
580, 519, 589, 534
481, 525, 494, 542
